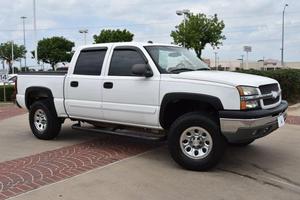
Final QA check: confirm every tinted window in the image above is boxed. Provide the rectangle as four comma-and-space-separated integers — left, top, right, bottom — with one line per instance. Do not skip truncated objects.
74, 49, 107, 75
109, 49, 146, 76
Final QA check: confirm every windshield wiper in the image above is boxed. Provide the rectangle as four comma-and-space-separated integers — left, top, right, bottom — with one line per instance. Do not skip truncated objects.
168, 68, 195, 73
196, 68, 210, 71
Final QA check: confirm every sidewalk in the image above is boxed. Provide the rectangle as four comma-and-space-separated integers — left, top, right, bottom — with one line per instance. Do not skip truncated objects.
0, 103, 26, 121
287, 103, 300, 125
288, 103, 300, 116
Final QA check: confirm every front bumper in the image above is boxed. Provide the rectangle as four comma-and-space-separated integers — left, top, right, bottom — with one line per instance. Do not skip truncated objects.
219, 101, 288, 142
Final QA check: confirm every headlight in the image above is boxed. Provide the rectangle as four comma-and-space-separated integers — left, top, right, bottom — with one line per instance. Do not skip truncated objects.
237, 86, 258, 96
237, 86, 260, 110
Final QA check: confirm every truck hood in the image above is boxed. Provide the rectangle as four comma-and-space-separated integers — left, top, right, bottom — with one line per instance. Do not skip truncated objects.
170, 71, 277, 87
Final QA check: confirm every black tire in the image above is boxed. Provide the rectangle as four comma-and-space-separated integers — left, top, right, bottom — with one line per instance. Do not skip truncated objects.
29, 100, 61, 140
229, 139, 255, 147
168, 112, 226, 171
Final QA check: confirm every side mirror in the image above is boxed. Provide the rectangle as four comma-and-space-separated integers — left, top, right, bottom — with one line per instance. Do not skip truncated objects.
131, 64, 153, 78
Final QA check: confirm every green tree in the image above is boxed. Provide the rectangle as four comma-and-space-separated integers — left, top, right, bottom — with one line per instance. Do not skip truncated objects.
93, 29, 134, 43
0, 41, 26, 73
171, 13, 226, 58
32, 36, 74, 70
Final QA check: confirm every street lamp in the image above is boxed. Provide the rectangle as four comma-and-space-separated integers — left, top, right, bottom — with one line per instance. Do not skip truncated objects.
21, 16, 27, 67
79, 29, 88, 45
176, 9, 190, 47
281, 3, 288, 67
33, 0, 38, 66
11, 41, 14, 74
214, 52, 218, 69
237, 55, 244, 69
243, 46, 252, 69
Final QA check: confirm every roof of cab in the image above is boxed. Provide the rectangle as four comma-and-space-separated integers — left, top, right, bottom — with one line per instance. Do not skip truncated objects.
76, 42, 179, 51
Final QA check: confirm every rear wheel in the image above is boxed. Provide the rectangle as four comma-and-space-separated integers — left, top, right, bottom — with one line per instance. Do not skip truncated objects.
168, 112, 226, 171
29, 100, 61, 140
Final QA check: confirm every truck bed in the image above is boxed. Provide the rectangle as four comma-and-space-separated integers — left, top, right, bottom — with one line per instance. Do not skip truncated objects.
18, 71, 67, 75
16, 73, 67, 117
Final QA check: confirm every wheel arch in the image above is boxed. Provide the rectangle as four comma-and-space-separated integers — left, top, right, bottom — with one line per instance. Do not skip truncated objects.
25, 87, 56, 112
159, 93, 224, 129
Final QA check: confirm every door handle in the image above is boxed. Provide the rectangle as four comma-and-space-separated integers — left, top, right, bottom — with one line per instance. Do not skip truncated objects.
103, 82, 113, 89
70, 81, 79, 87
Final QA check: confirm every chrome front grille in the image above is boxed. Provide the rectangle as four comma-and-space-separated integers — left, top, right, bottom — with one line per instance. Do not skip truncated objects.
259, 83, 281, 107
263, 96, 280, 106
259, 84, 279, 94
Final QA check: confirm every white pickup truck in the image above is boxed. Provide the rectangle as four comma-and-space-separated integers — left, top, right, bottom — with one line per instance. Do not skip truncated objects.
16, 42, 288, 171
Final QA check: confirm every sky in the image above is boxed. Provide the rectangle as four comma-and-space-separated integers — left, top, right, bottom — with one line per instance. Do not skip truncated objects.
0, 0, 299, 68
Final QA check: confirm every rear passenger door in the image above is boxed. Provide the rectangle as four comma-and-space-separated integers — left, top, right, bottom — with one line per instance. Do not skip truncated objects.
102, 46, 160, 127
65, 47, 108, 119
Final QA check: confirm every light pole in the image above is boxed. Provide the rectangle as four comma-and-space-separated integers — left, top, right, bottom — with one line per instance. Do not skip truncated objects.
281, 3, 288, 67
237, 55, 244, 69
241, 55, 244, 69
176, 9, 190, 48
214, 52, 218, 70
79, 29, 88, 45
33, 0, 38, 66
21, 16, 27, 67
243, 46, 252, 70
11, 41, 14, 74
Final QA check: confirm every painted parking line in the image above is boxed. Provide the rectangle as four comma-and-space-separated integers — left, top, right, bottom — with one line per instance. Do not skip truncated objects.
0, 137, 158, 200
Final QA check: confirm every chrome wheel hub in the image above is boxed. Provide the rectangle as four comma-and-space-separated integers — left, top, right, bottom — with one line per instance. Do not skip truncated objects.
34, 109, 47, 132
180, 127, 213, 159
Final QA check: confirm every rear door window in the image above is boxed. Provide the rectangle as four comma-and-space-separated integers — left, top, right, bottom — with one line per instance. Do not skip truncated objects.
74, 48, 107, 75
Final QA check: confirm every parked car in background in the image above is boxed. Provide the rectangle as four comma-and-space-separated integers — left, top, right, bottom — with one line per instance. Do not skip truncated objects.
0, 74, 17, 86
55, 62, 69, 71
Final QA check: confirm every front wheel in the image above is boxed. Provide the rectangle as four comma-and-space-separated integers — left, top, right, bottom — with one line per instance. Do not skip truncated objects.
29, 100, 62, 140
168, 112, 226, 171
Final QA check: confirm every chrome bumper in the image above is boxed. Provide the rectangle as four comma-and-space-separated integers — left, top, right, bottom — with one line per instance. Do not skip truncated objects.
219, 102, 288, 142
220, 111, 287, 133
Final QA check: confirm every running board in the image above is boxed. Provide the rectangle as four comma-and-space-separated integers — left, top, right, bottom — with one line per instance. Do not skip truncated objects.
71, 124, 166, 141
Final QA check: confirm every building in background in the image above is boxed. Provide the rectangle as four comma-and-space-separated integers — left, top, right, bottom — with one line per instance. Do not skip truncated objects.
209, 59, 300, 71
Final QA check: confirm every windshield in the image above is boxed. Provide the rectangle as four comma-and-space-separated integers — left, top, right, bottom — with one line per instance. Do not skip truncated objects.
144, 46, 209, 74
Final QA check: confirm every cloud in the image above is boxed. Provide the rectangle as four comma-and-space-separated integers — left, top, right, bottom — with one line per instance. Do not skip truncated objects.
0, 0, 299, 66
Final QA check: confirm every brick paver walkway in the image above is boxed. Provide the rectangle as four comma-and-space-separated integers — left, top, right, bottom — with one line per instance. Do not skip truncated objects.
0, 104, 26, 121
0, 137, 158, 200
286, 115, 300, 126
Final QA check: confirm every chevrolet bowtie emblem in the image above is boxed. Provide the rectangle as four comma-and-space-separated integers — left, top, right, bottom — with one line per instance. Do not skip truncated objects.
271, 91, 279, 99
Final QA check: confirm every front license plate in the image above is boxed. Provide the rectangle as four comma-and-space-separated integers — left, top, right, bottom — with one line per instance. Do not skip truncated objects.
277, 114, 285, 128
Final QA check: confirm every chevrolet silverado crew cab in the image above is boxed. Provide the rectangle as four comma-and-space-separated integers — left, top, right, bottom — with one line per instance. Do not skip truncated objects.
16, 42, 288, 171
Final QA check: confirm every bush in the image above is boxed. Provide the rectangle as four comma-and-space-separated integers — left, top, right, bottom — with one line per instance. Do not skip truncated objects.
237, 69, 300, 104
0, 85, 15, 102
